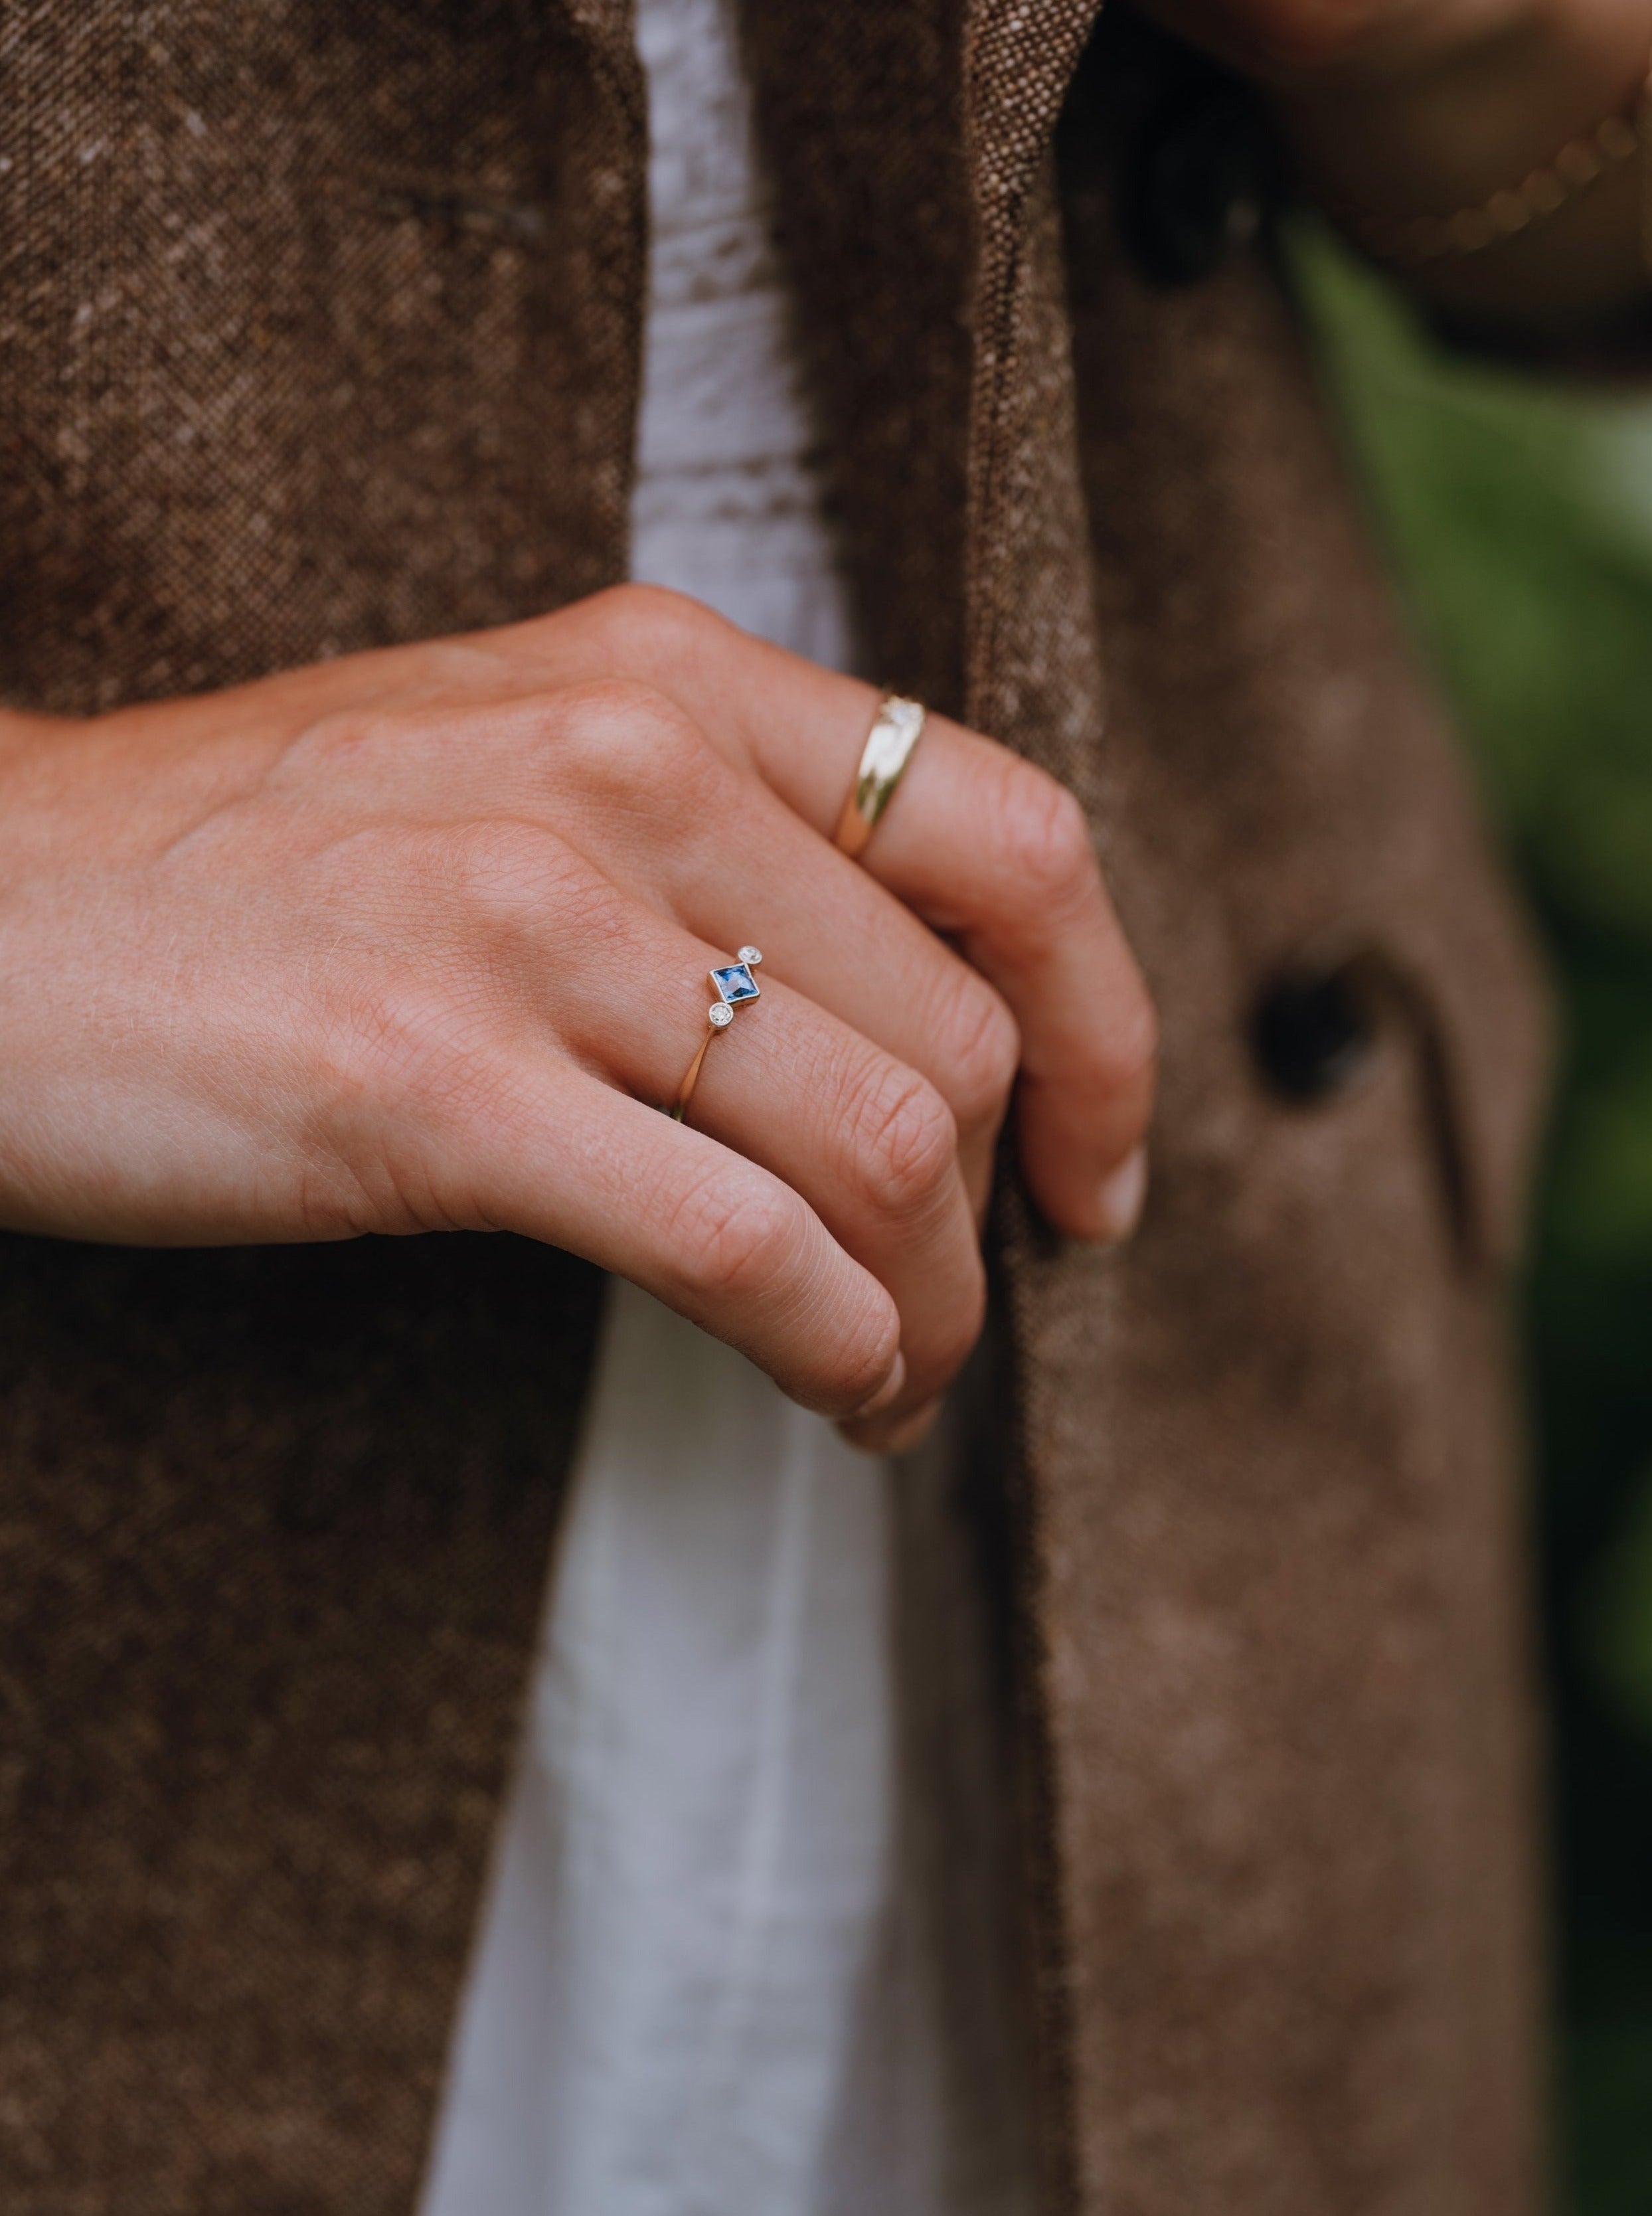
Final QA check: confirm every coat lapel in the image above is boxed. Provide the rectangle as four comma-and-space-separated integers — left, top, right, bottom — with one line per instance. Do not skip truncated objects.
960, 0, 1106, 743
0, 5, 638, 2207
746, 10, 1106, 2207
957, 17, 1137, 2216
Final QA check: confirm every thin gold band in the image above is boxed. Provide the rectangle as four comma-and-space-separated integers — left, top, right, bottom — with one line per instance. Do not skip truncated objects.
671, 1029, 718, 1121
669, 947, 764, 1122
833, 695, 927, 860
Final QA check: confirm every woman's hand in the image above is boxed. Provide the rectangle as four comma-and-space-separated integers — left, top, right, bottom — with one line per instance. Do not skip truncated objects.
1151, 0, 1652, 327
0, 586, 1155, 1452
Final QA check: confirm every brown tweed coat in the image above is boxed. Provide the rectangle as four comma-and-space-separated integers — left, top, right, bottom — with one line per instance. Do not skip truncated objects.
0, 3, 1551, 2211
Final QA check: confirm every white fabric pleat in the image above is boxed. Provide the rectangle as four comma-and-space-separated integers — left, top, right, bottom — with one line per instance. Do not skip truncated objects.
420, 1286, 902, 2216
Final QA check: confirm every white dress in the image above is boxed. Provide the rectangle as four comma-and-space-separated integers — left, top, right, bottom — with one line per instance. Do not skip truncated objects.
420, 3, 1030, 2209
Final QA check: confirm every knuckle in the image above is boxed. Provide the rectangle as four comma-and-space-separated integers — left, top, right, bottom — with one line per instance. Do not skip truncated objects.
328, 976, 492, 1134
1100, 975, 1161, 1101
665, 1167, 902, 1413
935, 971, 1021, 1130
1000, 770, 1097, 920
583, 580, 723, 661
847, 1062, 958, 1222
551, 672, 683, 748
311, 986, 505, 1235
433, 816, 586, 921
284, 703, 403, 773
668, 1169, 807, 1304
826, 1298, 906, 1414
550, 676, 722, 805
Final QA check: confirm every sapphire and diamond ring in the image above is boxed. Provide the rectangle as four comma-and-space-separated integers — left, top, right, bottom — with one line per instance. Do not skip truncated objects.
670, 946, 763, 1121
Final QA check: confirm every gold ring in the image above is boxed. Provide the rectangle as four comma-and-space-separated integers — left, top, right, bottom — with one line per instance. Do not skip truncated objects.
669, 947, 764, 1122
832, 695, 927, 861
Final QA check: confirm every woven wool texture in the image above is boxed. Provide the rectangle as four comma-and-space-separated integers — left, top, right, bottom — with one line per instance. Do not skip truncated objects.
1, 4, 1551, 2213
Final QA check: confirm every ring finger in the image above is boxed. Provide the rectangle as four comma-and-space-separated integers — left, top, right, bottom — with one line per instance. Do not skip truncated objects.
545, 893, 987, 1421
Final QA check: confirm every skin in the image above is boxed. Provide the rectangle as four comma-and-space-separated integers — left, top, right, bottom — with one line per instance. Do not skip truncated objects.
0, 588, 1154, 1455
3, 4, 1636, 1450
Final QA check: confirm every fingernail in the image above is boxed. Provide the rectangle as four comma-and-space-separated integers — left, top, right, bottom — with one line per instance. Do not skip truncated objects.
851, 1349, 906, 1421
1094, 1146, 1148, 1245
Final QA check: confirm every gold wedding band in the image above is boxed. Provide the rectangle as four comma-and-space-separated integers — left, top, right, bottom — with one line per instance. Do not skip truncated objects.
832, 694, 927, 861
669, 948, 764, 1122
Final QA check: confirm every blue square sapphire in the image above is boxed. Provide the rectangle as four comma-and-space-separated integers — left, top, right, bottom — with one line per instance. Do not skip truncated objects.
710, 962, 760, 1005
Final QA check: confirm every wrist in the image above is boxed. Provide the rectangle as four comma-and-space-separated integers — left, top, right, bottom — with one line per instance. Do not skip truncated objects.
1278, 0, 1652, 325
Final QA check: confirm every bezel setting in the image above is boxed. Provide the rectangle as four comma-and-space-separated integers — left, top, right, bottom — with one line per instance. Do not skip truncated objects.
672, 942, 766, 1120
709, 958, 762, 1006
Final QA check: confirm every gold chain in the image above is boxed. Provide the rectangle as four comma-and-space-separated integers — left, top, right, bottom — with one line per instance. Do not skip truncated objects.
1335, 54, 1652, 268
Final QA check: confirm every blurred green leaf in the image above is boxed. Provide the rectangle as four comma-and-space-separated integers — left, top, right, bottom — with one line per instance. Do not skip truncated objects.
1294, 226, 1652, 948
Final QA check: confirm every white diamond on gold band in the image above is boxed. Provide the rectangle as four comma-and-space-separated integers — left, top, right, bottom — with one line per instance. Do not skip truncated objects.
670, 947, 763, 1121
833, 695, 926, 861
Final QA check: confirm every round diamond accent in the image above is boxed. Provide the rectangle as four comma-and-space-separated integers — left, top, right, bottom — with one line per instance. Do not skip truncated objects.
708, 1003, 734, 1027
737, 945, 762, 965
